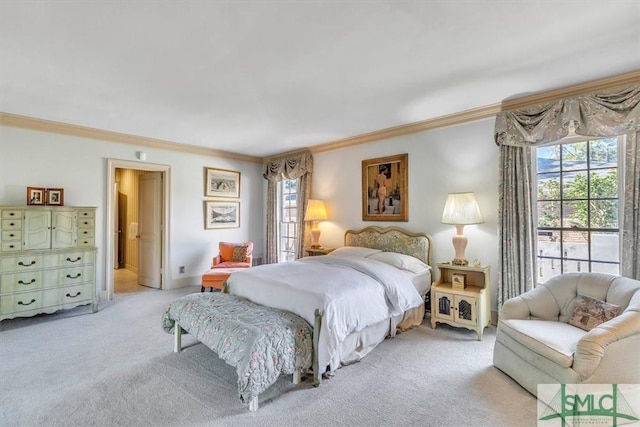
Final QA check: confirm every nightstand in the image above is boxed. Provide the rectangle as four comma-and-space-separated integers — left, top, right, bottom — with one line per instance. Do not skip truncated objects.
430, 263, 491, 340
304, 247, 334, 256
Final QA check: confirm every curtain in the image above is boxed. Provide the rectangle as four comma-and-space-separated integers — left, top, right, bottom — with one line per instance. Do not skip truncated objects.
495, 84, 640, 307
622, 131, 639, 278
263, 152, 313, 264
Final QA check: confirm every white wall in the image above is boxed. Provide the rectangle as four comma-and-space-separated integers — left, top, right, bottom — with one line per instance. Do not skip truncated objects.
0, 126, 264, 298
311, 118, 501, 309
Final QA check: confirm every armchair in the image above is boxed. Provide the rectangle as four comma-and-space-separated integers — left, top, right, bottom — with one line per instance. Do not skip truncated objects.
201, 241, 254, 292
493, 272, 640, 396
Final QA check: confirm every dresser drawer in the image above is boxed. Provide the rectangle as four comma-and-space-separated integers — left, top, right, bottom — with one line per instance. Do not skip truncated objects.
1, 219, 22, 230
1, 254, 42, 273
58, 283, 94, 305
1, 271, 44, 293
77, 218, 94, 229
77, 228, 94, 239
1, 241, 23, 252
1, 290, 42, 314
1, 210, 22, 220
77, 237, 95, 248
1, 230, 21, 241
57, 250, 95, 267
58, 265, 94, 286
77, 209, 94, 219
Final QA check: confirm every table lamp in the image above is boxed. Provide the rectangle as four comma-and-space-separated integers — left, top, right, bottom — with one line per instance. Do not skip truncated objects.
305, 199, 328, 248
441, 192, 483, 266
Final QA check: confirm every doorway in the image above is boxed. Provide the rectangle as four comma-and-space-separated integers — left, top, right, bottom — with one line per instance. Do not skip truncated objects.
105, 159, 171, 301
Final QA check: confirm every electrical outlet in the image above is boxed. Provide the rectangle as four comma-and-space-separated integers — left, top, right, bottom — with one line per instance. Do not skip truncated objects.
179, 266, 185, 274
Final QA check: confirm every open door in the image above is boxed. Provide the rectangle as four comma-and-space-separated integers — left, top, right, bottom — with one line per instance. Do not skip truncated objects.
138, 172, 163, 288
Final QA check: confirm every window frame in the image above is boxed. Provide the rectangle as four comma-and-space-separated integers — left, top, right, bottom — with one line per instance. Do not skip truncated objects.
277, 178, 298, 263
533, 135, 624, 284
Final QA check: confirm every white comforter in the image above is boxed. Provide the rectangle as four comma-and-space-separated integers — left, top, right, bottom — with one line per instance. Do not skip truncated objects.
226, 255, 423, 373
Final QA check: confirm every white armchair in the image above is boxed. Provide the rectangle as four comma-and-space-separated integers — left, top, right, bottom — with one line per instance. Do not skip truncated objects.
493, 273, 640, 396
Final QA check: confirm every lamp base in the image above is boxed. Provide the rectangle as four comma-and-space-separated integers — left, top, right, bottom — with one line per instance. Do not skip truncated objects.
452, 258, 468, 266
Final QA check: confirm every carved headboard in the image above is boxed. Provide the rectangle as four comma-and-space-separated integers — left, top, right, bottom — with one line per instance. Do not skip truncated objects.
344, 226, 432, 266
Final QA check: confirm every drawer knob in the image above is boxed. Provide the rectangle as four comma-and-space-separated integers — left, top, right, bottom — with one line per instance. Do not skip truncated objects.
9, 233, 15, 237
65, 292, 82, 298
18, 279, 36, 285
18, 299, 36, 306
66, 273, 82, 279
18, 260, 36, 266
66, 257, 82, 263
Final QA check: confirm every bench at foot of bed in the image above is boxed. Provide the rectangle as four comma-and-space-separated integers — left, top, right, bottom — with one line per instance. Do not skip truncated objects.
162, 292, 319, 411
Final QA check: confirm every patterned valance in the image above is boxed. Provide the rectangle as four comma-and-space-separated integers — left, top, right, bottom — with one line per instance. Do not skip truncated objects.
495, 84, 640, 146
263, 152, 313, 182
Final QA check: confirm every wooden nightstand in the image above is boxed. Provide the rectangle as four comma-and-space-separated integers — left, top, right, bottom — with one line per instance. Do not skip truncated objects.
430, 263, 491, 340
304, 247, 334, 256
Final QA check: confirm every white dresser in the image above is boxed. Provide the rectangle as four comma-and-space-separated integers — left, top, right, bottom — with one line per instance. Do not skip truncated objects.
0, 206, 98, 321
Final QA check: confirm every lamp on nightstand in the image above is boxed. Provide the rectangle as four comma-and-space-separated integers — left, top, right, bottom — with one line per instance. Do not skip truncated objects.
305, 199, 328, 249
441, 192, 483, 266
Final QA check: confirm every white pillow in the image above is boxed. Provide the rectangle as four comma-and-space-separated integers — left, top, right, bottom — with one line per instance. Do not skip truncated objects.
328, 246, 383, 258
366, 251, 430, 274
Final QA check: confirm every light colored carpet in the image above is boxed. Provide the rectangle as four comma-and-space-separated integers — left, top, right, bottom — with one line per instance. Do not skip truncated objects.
0, 286, 537, 426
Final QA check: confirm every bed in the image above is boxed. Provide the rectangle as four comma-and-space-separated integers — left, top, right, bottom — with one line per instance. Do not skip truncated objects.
225, 226, 433, 376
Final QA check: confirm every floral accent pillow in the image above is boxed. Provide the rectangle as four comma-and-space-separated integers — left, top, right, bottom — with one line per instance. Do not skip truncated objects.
231, 245, 249, 262
569, 294, 620, 331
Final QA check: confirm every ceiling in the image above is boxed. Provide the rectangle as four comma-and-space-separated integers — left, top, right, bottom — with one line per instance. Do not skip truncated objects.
1, 1, 639, 158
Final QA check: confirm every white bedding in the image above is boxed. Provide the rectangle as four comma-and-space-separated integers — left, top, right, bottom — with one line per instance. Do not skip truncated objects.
226, 254, 424, 373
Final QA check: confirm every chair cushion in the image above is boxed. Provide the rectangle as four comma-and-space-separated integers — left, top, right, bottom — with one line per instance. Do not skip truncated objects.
215, 261, 251, 269
569, 294, 620, 331
498, 319, 587, 368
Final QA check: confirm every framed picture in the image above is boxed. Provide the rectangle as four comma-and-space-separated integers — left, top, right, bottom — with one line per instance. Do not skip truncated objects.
46, 188, 64, 206
362, 153, 408, 221
205, 167, 240, 198
452, 273, 467, 289
204, 201, 240, 229
27, 187, 45, 205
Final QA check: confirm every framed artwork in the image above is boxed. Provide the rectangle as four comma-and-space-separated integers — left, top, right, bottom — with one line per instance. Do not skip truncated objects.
46, 188, 64, 206
27, 187, 45, 205
205, 167, 240, 198
205, 201, 240, 229
362, 153, 408, 221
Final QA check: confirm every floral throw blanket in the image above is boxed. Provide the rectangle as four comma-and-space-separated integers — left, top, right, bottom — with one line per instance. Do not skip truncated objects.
162, 292, 313, 406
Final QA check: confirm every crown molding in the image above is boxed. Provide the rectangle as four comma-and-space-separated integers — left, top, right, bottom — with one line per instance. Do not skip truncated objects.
0, 112, 262, 163
310, 70, 640, 154
2, 71, 638, 160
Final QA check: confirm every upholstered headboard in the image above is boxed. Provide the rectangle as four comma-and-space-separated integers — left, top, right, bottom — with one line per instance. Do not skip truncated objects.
344, 226, 432, 267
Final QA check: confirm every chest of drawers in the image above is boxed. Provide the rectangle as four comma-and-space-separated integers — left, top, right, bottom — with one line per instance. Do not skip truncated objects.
0, 206, 98, 321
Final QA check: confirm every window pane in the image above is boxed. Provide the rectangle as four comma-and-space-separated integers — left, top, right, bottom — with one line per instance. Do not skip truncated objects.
562, 170, 588, 199
537, 146, 560, 173
562, 230, 588, 260
590, 200, 618, 228
562, 200, 588, 228
591, 262, 619, 275
538, 201, 560, 227
538, 258, 560, 284
563, 259, 587, 273
590, 169, 617, 198
589, 138, 617, 168
562, 141, 587, 170
590, 232, 619, 262
537, 230, 561, 257
537, 175, 560, 200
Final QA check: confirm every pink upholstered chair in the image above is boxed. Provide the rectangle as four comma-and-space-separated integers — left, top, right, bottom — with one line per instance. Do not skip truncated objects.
201, 241, 253, 292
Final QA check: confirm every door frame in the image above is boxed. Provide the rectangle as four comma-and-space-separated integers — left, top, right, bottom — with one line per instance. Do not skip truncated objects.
105, 158, 171, 301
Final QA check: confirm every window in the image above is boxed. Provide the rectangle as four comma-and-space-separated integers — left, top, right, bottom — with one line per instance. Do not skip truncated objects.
278, 179, 298, 262
535, 137, 622, 284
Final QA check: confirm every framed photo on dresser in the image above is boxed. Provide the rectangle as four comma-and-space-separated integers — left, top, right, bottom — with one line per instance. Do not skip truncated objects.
46, 188, 64, 206
27, 187, 45, 205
